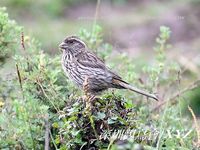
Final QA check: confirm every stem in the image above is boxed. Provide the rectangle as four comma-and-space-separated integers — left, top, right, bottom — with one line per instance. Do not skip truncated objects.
44, 115, 50, 150
36, 79, 60, 113
16, 64, 36, 150
188, 106, 200, 145
152, 78, 200, 111
92, 0, 100, 36
89, 114, 99, 141
49, 130, 59, 150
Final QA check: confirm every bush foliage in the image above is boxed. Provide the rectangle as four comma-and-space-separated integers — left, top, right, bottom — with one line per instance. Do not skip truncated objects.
0, 7, 21, 65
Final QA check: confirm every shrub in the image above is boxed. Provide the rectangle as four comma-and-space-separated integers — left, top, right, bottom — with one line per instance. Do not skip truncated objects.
0, 7, 21, 65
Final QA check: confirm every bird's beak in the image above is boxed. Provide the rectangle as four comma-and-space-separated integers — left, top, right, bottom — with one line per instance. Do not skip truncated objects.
59, 42, 66, 49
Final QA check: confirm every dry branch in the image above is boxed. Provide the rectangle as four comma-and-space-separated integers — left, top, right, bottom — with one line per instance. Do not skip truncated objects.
152, 79, 200, 111
44, 115, 50, 150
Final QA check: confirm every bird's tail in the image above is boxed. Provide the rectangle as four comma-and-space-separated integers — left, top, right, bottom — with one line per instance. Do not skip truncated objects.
112, 78, 158, 101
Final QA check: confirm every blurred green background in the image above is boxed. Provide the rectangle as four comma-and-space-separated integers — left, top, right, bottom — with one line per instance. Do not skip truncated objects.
1, 0, 200, 56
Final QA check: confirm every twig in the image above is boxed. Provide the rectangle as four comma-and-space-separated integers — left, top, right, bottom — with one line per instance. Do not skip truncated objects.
92, 0, 100, 36
21, 32, 30, 72
89, 114, 99, 141
162, 53, 200, 105
36, 79, 60, 113
107, 136, 116, 150
15, 63, 36, 150
44, 115, 50, 150
21, 32, 26, 51
152, 79, 200, 111
188, 106, 200, 147
16, 64, 23, 93
49, 130, 58, 150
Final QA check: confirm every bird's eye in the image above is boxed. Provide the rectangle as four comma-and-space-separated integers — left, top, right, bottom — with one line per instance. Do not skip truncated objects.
68, 40, 74, 44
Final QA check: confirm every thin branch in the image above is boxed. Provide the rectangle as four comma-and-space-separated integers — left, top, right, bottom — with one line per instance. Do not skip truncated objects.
15, 63, 36, 150
89, 114, 99, 141
162, 53, 200, 104
152, 79, 200, 111
188, 106, 200, 147
44, 115, 50, 150
49, 130, 58, 150
20, 32, 30, 72
16, 64, 23, 93
21, 32, 26, 51
36, 79, 60, 113
92, 0, 100, 35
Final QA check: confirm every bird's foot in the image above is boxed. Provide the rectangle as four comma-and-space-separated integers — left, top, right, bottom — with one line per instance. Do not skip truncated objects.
82, 94, 96, 115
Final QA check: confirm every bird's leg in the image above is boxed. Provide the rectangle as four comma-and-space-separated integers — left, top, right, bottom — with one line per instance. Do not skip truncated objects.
83, 76, 95, 111
82, 77, 99, 140
83, 76, 89, 109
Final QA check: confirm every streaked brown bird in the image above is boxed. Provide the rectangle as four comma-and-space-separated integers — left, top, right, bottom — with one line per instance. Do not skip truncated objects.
59, 36, 158, 106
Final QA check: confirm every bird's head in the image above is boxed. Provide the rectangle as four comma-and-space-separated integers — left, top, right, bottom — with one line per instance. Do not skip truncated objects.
59, 36, 86, 53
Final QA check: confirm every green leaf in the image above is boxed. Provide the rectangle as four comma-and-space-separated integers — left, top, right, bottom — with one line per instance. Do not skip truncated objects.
96, 112, 106, 120
108, 118, 117, 124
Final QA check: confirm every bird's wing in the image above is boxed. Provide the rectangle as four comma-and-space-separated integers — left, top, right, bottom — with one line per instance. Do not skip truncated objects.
76, 50, 108, 70
76, 49, 123, 79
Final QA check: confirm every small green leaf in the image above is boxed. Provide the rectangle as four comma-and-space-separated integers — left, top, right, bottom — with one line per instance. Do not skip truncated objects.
96, 112, 106, 120
108, 118, 116, 124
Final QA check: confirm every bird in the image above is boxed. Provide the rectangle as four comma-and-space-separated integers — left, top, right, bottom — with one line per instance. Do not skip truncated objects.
59, 36, 158, 107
